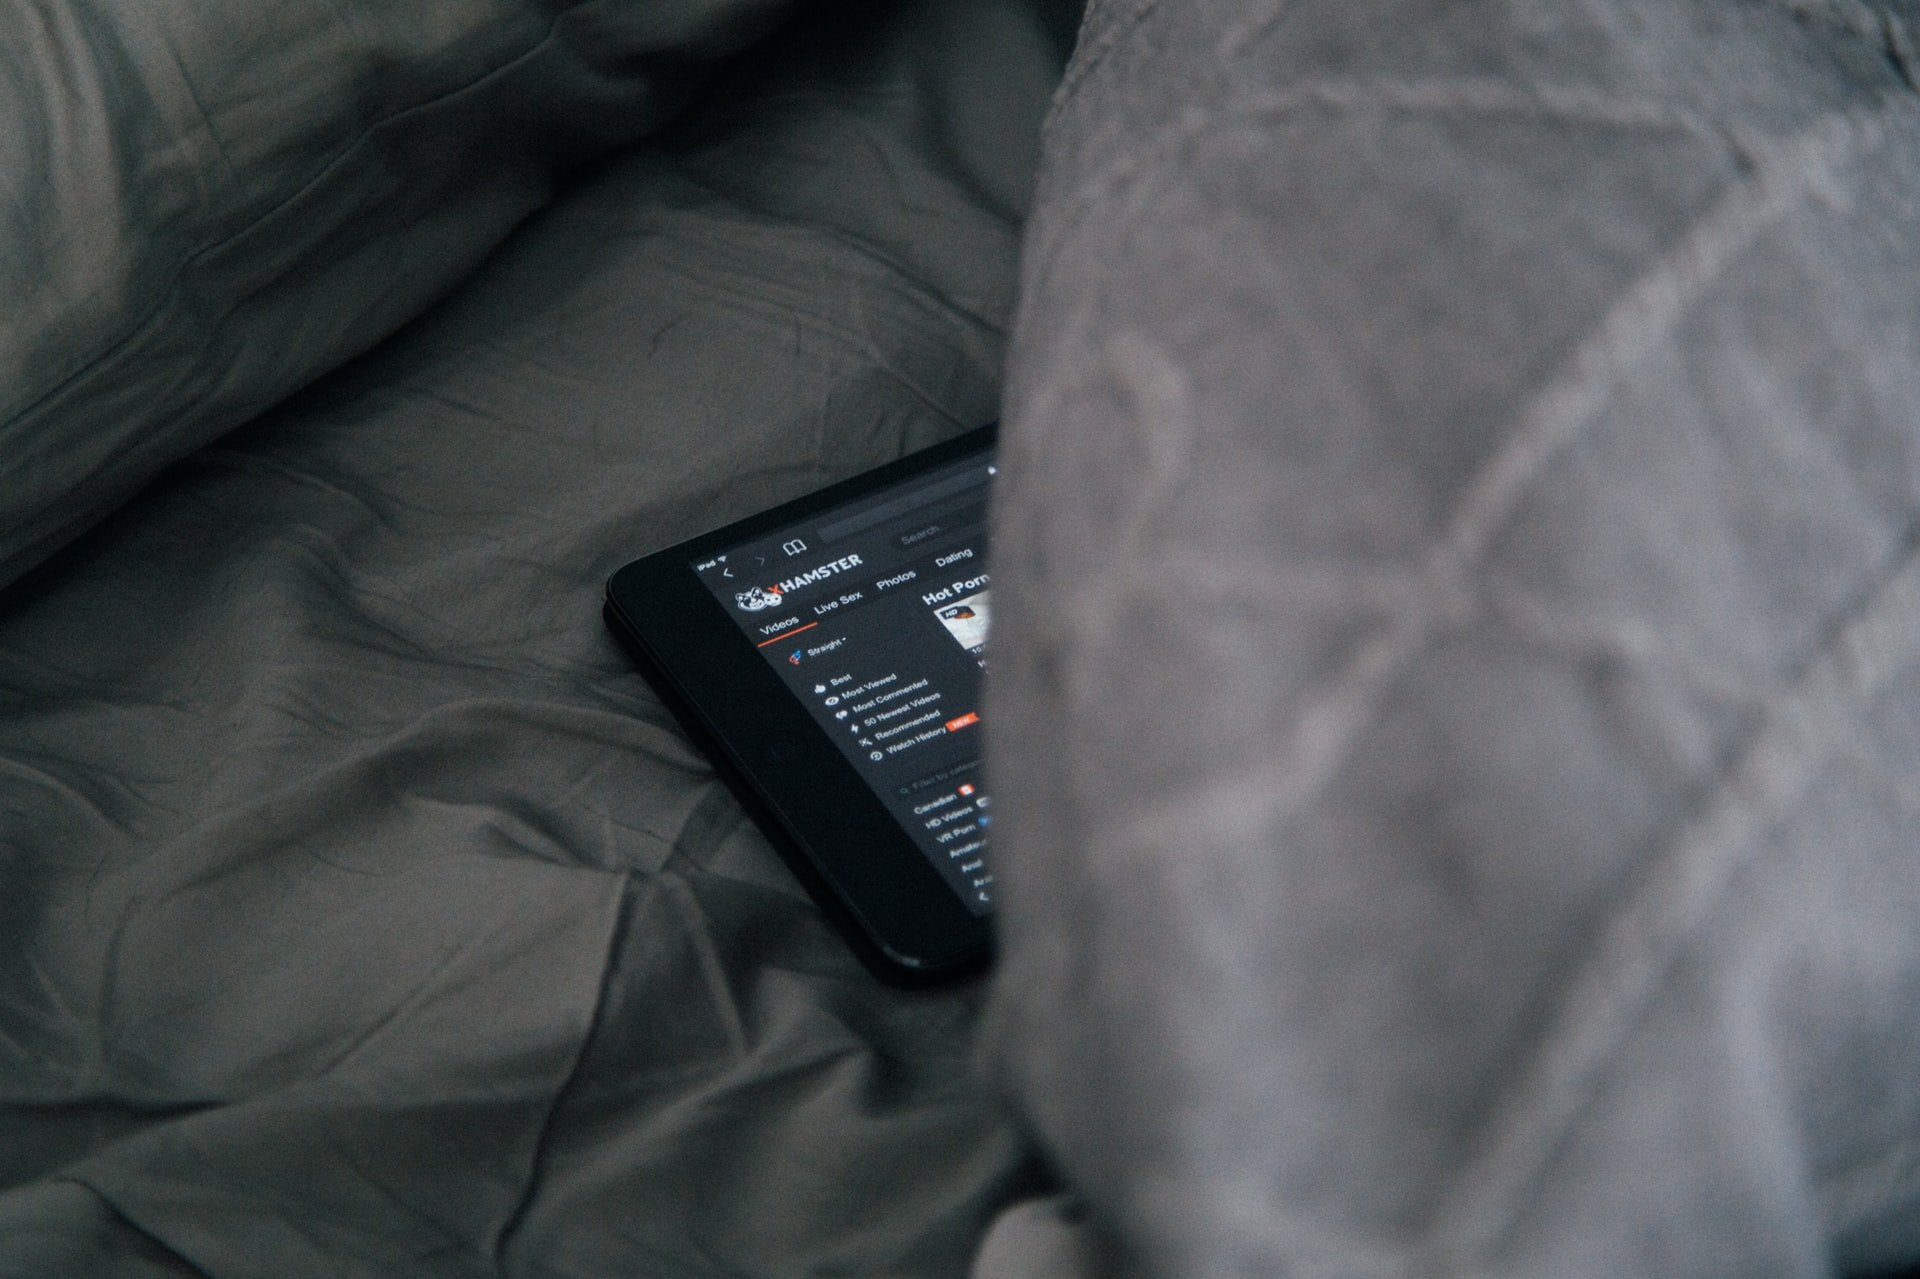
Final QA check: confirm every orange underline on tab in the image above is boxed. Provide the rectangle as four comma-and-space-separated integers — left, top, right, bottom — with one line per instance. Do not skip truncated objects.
756, 622, 819, 648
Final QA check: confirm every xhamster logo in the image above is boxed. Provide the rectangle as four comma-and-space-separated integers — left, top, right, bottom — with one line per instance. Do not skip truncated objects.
734, 585, 783, 613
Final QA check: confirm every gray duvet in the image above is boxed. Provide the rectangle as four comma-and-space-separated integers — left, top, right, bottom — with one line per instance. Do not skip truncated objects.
985, 1, 1920, 1276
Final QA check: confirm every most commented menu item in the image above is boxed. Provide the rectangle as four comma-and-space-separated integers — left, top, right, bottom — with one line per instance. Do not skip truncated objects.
604, 428, 998, 981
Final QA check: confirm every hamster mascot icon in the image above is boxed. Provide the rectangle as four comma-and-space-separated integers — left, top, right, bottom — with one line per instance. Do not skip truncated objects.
734, 585, 783, 613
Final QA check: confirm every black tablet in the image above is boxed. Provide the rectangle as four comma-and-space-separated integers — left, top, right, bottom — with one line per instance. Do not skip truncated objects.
604, 427, 996, 981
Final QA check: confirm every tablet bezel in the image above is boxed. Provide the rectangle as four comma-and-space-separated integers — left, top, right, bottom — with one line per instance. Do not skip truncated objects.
603, 427, 996, 982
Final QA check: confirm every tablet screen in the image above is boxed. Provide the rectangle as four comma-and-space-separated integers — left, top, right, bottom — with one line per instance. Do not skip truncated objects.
689, 450, 996, 913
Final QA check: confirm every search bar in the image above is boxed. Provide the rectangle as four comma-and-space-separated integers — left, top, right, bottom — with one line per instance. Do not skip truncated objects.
817, 465, 992, 544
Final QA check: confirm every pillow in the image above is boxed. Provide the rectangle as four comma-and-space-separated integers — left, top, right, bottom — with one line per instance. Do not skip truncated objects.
0, 0, 796, 589
983, 0, 1920, 1274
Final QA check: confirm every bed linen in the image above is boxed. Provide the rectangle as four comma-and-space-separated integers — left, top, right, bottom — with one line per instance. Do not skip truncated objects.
0, 1, 1075, 1273
983, 1, 1920, 1276
0, 0, 803, 591
18, 0, 1920, 1274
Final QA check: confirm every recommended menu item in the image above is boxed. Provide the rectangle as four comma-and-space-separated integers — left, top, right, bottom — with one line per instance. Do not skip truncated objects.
604, 427, 997, 981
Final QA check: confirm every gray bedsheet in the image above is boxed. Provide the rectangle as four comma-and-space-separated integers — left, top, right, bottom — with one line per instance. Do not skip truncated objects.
0, 2, 1074, 1273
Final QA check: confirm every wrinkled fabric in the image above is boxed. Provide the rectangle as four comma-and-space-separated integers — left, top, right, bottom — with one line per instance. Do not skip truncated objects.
0, 0, 798, 590
0, 1, 1076, 1272
985, 1, 1920, 1275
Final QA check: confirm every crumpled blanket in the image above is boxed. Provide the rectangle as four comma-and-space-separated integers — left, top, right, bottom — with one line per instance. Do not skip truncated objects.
0, 2, 1075, 1273
982, 1, 1920, 1275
